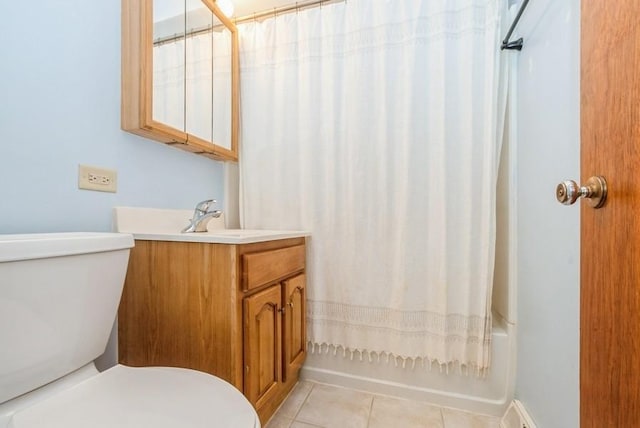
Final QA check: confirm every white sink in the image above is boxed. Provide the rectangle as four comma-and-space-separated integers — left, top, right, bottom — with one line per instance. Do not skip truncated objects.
113, 207, 309, 244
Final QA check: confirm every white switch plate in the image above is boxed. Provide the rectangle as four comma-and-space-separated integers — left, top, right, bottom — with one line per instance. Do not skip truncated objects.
78, 164, 117, 193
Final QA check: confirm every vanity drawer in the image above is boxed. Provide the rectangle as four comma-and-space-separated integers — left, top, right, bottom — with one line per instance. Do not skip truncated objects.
242, 245, 305, 291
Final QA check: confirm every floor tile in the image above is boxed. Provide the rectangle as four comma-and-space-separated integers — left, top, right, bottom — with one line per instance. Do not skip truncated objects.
368, 396, 444, 428
295, 383, 374, 428
277, 381, 314, 419
264, 413, 293, 428
442, 407, 500, 428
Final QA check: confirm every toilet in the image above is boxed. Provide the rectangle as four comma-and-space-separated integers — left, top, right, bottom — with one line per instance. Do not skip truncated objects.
0, 232, 260, 428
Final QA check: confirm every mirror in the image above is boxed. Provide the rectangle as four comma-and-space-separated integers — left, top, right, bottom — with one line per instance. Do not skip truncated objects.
152, 0, 186, 133
122, 0, 238, 161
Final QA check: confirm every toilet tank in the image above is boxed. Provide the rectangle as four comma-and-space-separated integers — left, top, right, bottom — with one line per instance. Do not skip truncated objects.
0, 233, 134, 404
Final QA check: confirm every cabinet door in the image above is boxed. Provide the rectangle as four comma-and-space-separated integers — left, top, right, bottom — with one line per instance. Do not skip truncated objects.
282, 274, 306, 382
243, 285, 282, 408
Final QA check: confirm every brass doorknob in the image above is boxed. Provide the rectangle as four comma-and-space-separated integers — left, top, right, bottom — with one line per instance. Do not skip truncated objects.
556, 176, 607, 208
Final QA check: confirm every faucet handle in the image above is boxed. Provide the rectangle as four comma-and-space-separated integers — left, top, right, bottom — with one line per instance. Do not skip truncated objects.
195, 199, 216, 213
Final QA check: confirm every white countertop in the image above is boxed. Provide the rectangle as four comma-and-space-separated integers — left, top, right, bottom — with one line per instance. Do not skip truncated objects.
130, 229, 309, 244
113, 207, 309, 244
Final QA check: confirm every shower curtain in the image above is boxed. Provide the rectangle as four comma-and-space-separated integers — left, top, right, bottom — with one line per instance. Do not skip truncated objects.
239, 0, 508, 373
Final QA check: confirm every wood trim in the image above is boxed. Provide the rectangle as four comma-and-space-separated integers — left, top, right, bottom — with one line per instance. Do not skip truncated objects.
187, 133, 238, 161
148, 119, 188, 143
201, 0, 238, 32
231, 28, 239, 156
140, 0, 153, 127
121, 0, 145, 132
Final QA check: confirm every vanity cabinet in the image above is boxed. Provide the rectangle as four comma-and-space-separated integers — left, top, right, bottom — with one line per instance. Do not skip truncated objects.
118, 237, 306, 424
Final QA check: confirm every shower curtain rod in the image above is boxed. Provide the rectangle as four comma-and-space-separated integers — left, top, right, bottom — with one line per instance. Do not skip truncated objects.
153, 0, 344, 46
501, 0, 530, 50
231, 0, 345, 25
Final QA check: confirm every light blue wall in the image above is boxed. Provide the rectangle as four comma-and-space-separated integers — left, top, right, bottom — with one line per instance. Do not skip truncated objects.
0, 1, 224, 234
515, 0, 580, 426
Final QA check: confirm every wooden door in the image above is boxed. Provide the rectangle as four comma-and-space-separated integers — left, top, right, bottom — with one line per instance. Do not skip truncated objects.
581, 1, 640, 426
282, 274, 306, 382
243, 285, 282, 409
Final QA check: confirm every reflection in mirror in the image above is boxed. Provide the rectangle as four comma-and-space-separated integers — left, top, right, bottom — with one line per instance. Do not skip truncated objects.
153, 0, 186, 132
210, 14, 232, 150
186, 0, 213, 143
151, 0, 233, 151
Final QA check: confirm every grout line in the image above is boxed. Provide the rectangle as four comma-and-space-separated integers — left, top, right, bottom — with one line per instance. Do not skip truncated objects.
365, 395, 375, 428
268, 382, 314, 428
292, 381, 316, 423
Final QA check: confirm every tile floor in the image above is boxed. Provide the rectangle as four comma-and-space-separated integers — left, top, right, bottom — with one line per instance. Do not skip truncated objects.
265, 381, 501, 428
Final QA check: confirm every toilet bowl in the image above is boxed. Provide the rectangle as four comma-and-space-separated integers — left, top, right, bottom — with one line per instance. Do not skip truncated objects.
0, 232, 260, 428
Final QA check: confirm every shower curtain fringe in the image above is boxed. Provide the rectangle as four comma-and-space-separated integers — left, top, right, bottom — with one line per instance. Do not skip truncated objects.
306, 341, 490, 378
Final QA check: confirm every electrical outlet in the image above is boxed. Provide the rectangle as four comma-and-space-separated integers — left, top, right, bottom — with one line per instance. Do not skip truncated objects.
78, 165, 117, 193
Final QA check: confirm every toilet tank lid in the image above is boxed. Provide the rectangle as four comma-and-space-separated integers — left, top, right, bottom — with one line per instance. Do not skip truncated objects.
0, 232, 134, 263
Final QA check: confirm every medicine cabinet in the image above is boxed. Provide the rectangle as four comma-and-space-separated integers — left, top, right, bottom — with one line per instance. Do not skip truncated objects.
122, 0, 239, 161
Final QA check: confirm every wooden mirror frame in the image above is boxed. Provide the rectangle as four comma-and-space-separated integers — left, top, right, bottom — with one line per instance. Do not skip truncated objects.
121, 0, 239, 161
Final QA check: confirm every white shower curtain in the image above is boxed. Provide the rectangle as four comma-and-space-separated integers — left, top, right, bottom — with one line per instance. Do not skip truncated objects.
239, 0, 508, 373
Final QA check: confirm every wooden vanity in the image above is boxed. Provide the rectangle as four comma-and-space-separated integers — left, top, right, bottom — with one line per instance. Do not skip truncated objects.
118, 236, 307, 424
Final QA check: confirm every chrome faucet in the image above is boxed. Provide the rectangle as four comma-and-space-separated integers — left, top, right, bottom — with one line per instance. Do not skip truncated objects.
181, 199, 222, 233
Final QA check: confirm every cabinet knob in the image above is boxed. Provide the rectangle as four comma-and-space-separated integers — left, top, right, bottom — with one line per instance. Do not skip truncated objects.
288, 301, 294, 308
278, 307, 286, 314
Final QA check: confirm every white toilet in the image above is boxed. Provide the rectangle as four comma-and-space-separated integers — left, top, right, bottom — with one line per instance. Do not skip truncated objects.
0, 232, 260, 428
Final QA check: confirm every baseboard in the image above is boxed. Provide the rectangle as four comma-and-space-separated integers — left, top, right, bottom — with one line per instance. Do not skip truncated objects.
301, 365, 511, 417
500, 400, 537, 428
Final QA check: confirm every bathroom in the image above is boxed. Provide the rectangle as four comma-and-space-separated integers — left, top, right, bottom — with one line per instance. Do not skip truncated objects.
1, 0, 634, 427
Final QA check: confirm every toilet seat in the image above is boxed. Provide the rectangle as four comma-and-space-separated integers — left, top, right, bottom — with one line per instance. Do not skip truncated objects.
9, 365, 260, 428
